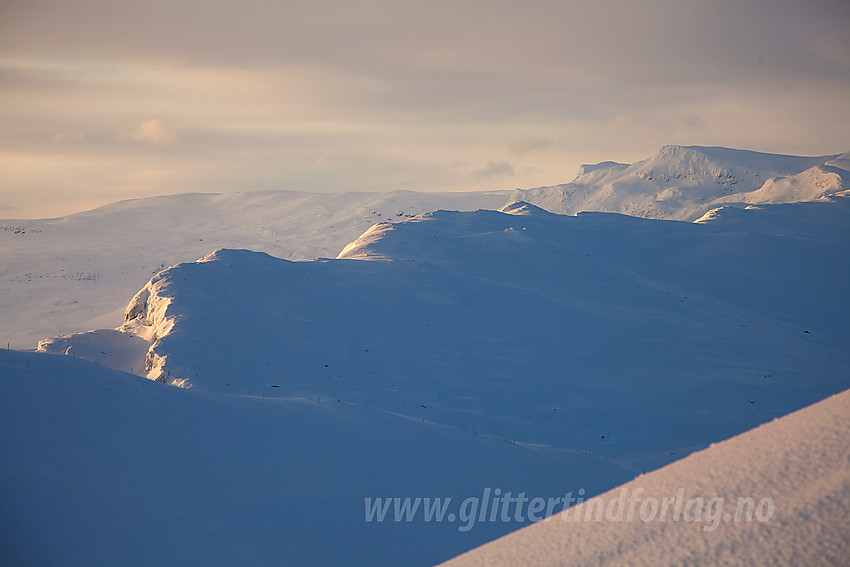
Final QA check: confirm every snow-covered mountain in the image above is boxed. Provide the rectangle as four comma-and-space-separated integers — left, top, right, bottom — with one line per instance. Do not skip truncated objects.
39, 198, 850, 474
439, 387, 850, 567
4, 145, 849, 565
513, 145, 848, 220
2, 146, 845, 350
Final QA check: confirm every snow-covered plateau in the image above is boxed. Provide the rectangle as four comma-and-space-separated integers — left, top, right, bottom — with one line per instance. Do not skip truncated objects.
1, 145, 848, 566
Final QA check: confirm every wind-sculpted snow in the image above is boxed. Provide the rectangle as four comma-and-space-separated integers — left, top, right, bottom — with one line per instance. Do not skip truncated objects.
71, 197, 850, 475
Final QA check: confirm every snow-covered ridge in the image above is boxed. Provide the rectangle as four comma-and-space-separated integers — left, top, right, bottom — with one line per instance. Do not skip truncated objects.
117, 249, 273, 384
6, 145, 847, 350
338, 200, 554, 261
4, 189, 511, 348
42, 197, 850, 477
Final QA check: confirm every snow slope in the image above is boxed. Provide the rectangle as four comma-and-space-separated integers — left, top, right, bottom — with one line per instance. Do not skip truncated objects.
0, 348, 632, 567
41, 198, 850, 474
512, 145, 848, 221
439, 386, 850, 567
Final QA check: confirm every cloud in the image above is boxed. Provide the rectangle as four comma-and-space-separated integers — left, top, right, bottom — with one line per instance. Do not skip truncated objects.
509, 137, 554, 156
118, 119, 176, 146
3, 1, 850, 218
53, 130, 86, 143
474, 161, 515, 179
808, 25, 850, 70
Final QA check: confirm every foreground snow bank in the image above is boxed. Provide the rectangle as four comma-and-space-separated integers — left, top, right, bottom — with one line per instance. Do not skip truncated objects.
0, 349, 630, 567
439, 387, 850, 566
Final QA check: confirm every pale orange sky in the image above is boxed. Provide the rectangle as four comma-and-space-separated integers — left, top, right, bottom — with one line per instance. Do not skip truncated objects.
1, 0, 849, 218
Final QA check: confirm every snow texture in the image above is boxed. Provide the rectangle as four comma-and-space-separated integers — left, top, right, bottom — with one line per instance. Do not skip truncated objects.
439, 387, 850, 567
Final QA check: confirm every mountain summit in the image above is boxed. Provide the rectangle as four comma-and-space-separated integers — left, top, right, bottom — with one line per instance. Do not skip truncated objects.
513, 145, 848, 220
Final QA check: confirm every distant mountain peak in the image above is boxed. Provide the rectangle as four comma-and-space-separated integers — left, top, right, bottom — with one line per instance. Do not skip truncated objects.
516, 145, 848, 221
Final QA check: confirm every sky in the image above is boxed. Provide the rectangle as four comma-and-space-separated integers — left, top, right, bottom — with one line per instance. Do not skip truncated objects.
1, 0, 849, 219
